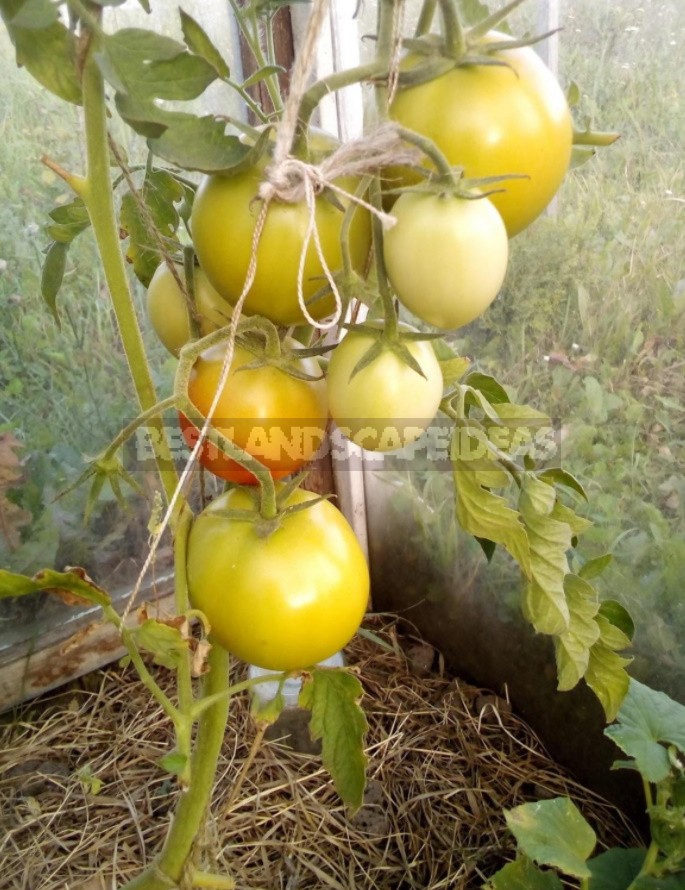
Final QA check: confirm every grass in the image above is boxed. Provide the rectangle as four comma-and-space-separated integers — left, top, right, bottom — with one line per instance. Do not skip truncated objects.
0, 27, 175, 585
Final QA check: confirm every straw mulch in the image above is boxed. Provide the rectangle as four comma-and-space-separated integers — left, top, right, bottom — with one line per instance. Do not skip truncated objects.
0, 619, 640, 890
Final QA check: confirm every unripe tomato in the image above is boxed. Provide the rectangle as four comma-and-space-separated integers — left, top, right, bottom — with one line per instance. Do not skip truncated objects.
190, 157, 372, 326
326, 325, 443, 451
179, 340, 328, 485
388, 36, 573, 236
186, 487, 370, 671
383, 191, 509, 331
145, 262, 232, 356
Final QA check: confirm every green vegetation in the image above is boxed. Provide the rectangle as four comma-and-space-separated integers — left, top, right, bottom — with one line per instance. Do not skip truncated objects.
391, 0, 685, 695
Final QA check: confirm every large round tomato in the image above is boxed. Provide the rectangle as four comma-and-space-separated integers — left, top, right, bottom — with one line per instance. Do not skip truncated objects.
146, 262, 232, 355
186, 486, 369, 671
383, 191, 509, 330
179, 340, 328, 484
388, 36, 573, 236
326, 325, 443, 451
190, 150, 372, 325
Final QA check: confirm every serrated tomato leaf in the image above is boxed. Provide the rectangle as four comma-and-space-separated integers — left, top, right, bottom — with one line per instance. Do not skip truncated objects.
0, 567, 110, 607
554, 574, 600, 692
46, 198, 91, 243
452, 439, 530, 575
41, 240, 67, 324
180, 9, 230, 79
504, 797, 596, 879
0, 2, 82, 104
299, 667, 368, 811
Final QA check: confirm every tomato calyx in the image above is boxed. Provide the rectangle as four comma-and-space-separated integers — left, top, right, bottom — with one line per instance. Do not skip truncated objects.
338, 321, 442, 383
206, 475, 334, 538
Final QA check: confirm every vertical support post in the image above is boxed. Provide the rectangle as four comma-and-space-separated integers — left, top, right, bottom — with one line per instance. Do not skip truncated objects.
536, 0, 561, 218
536, 0, 560, 73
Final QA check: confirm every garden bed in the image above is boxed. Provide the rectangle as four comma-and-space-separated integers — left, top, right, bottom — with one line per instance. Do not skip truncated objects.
0, 620, 641, 889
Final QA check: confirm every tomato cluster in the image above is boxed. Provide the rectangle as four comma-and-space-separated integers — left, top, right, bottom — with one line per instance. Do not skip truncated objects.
141, 32, 572, 672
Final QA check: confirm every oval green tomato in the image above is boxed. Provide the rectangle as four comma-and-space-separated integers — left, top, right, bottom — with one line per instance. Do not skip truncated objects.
383, 191, 509, 331
190, 161, 372, 326
388, 37, 573, 237
146, 263, 232, 356
186, 487, 369, 671
326, 326, 443, 451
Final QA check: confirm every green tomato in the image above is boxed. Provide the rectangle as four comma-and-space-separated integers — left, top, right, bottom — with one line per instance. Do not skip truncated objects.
146, 262, 231, 356
383, 191, 509, 331
186, 487, 369, 671
326, 325, 444, 451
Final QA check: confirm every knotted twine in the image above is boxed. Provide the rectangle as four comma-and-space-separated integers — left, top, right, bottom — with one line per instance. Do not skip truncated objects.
124, 0, 421, 618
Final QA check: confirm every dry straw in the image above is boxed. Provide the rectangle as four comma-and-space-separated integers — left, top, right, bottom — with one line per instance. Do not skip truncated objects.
0, 620, 640, 890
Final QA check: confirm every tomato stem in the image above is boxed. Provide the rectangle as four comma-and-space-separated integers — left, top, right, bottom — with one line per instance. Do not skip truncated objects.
435, 0, 466, 58
80, 39, 179, 508
299, 62, 385, 131
392, 124, 460, 187
369, 177, 399, 339
121, 645, 232, 890
228, 0, 284, 115
102, 605, 181, 725
414, 0, 437, 37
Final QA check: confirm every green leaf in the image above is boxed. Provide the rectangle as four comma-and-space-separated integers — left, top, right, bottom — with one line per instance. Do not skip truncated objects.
554, 574, 600, 692
46, 198, 91, 243
504, 797, 596, 879
485, 855, 564, 889
519, 496, 572, 636
566, 81, 582, 106
242, 64, 286, 89
605, 680, 685, 783
159, 751, 189, 777
0, 7, 81, 104
579, 553, 613, 580
633, 875, 685, 889
549, 500, 593, 538
180, 9, 230, 79
132, 618, 189, 670
464, 371, 510, 405
299, 668, 368, 811
538, 467, 588, 501
438, 354, 471, 386
119, 169, 184, 286
586, 641, 632, 723
587, 847, 646, 889
571, 146, 597, 169
9, 0, 57, 28
650, 804, 685, 866
520, 475, 556, 516
251, 688, 286, 724
452, 452, 530, 575
0, 567, 111, 607
116, 95, 260, 173
41, 240, 68, 324
598, 600, 635, 642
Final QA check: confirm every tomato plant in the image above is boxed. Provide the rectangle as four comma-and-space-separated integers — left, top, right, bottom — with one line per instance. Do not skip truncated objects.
190, 155, 372, 326
180, 339, 328, 484
388, 35, 573, 237
146, 262, 232, 356
0, 0, 631, 886
187, 486, 369, 671
382, 190, 509, 330
326, 325, 443, 450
